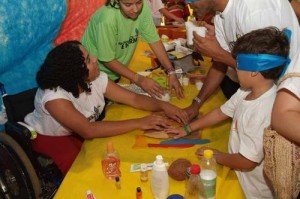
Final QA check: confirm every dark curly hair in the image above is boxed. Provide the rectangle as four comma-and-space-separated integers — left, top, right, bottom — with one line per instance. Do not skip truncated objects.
36, 40, 91, 98
106, 0, 120, 8
231, 27, 290, 80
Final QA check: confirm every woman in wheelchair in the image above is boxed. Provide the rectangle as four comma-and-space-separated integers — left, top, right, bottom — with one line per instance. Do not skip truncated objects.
24, 40, 188, 175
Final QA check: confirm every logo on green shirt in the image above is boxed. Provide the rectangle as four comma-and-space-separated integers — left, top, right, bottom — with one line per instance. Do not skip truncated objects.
118, 28, 139, 49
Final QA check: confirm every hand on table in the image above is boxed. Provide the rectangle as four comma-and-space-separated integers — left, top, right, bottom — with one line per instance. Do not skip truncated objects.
164, 127, 187, 139
184, 103, 200, 122
168, 74, 184, 98
162, 103, 189, 124
139, 76, 164, 98
139, 114, 171, 131
193, 23, 223, 59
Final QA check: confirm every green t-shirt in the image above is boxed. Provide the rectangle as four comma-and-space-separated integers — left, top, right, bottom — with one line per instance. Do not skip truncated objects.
82, 1, 160, 81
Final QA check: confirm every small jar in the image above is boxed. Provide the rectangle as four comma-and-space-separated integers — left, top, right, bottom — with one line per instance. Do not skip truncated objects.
140, 163, 148, 182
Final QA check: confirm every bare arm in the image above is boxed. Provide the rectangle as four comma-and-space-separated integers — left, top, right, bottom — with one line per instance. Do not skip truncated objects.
105, 79, 188, 123
193, 25, 236, 68
104, 59, 164, 98
196, 148, 258, 171
291, 0, 300, 18
166, 107, 229, 138
184, 61, 228, 119
271, 89, 300, 144
216, 153, 258, 171
159, 8, 185, 23
149, 40, 184, 98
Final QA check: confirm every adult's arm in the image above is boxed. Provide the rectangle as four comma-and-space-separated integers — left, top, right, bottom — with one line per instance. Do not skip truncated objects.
271, 89, 300, 144
184, 61, 228, 119
159, 8, 185, 23
105, 79, 189, 123
149, 40, 184, 98
103, 60, 164, 98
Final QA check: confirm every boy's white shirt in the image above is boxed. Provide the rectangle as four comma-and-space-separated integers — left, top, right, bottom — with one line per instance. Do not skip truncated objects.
214, 0, 300, 83
24, 73, 108, 136
220, 85, 277, 199
146, 0, 164, 18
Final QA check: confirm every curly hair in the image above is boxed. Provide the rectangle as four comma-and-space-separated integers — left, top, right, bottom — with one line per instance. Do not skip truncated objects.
36, 40, 91, 98
231, 27, 290, 80
106, 0, 120, 8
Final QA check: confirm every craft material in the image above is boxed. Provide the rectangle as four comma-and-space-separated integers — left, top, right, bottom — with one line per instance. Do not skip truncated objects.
101, 141, 121, 179
148, 143, 194, 148
115, 176, 121, 189
140, 163, 148, 182
161, 138, 210, 145
86, 190, 96, 199
151, 155, 169, 199
185, 21, 206, 46
136, 187, 143, 199
200, 150, 217, 199
130, 162, 169, 172
168, 158, 192, 181
185, 164, 206, 199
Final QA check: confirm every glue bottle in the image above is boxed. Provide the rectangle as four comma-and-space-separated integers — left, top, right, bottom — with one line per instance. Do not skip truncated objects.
151, 155, 169, 199
101, 141, 121, 179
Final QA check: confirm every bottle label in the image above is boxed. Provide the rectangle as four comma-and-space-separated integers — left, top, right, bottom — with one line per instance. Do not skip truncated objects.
101, 156, 121, 179
201, 178, 216, 199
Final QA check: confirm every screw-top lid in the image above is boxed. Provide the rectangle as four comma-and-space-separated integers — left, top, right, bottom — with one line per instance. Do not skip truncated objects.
115, 176, 120, 182
190, 164, 200, 174
107, 141, 115, 153
136, 187, 141, 193
204, 149, 213, 159
155, 155, 163, 165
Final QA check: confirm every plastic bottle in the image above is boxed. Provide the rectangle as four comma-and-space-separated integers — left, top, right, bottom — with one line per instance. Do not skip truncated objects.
200, 150, 217, 199
101, 141, 121, 179
151, 155, 169, 199
185, 164, 206, 199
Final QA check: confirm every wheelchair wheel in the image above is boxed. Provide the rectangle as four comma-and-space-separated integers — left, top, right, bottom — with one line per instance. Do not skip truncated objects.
0, 133, 42, 199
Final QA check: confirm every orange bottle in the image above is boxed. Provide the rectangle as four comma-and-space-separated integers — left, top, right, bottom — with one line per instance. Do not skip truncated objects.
136, 187, 142, 199
101, 141, 121, 179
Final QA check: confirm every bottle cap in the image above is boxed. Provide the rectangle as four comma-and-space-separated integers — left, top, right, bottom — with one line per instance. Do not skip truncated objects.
115, 176, 120, 182
190, 164, 200, 174
107, 141, 115, 153
155, 155, 163, 165
204, 149, 213, 159
136, 187, 141, 193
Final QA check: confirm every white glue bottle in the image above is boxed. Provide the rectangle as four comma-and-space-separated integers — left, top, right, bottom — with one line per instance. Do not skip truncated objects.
200, 150, 217, 199
151, 155, 169, 199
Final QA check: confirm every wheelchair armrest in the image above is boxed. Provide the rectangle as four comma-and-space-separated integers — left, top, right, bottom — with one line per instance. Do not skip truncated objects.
5, 121, 33, 153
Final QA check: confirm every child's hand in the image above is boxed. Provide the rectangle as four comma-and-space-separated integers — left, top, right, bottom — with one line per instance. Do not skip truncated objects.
195, 146, 221, 157
164, 127, 186, 139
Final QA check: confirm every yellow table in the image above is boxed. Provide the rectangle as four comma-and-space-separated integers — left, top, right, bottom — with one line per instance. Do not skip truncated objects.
55, 40, 245, 199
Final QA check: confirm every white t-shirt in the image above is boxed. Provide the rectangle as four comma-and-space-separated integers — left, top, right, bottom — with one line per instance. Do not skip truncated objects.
220, 85, 277, 199
147, 0, 164, 19
214, 0, 300, 82
25, 73, 108, 136
278, 49, 300, 99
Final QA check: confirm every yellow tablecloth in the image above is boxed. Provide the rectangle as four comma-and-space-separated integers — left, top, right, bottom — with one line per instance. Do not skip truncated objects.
55, 40, 245, 199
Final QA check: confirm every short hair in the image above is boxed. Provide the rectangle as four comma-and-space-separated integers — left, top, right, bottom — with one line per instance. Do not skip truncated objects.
36, 40, 91, 98
231, 27, 290, 80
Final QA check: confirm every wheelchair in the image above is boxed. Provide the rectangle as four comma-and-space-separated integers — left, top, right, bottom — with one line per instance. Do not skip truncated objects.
0, 83, 62, 199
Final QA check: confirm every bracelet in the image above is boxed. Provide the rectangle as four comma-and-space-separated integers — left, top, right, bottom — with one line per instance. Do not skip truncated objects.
167, 71, 176, 76
166, 67, 174, 73
193, 96, 202, 104
183, 124, 192, 136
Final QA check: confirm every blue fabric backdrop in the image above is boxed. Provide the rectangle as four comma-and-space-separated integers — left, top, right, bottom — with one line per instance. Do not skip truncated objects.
0, 0, 67, 130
